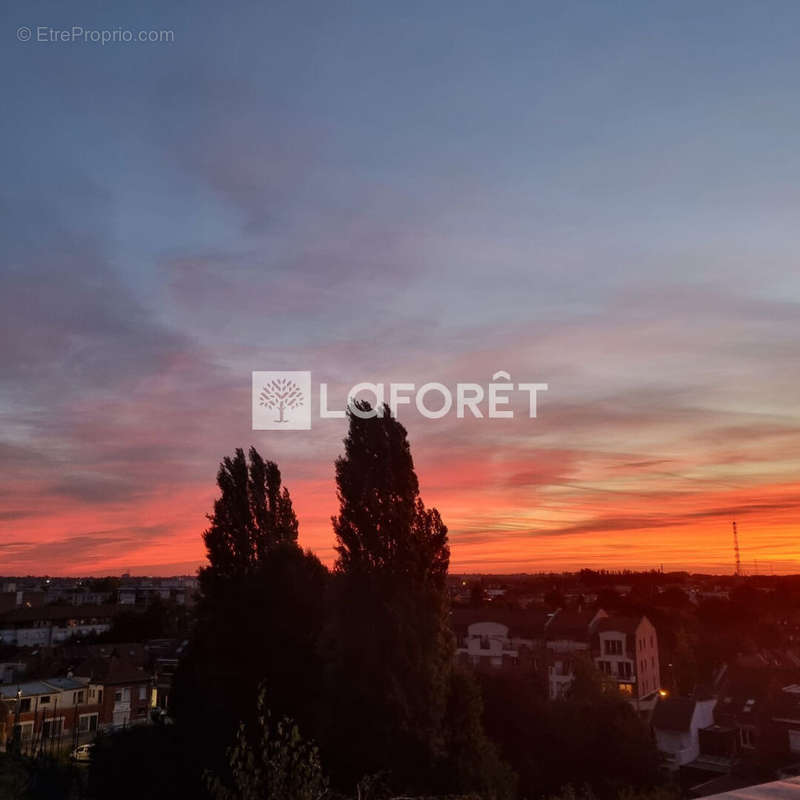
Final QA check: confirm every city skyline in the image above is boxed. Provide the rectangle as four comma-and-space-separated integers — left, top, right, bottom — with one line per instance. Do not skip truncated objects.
3, 1, 800, 576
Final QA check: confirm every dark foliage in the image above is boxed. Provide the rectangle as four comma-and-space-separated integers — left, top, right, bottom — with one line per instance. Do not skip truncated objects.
94, 596, 190, 643
0, 751, 91, 800
205, 687, 329, 800
170, 447, 328, 788
88, 726, 203, 800
323, 403, 510, 797
479, 662, 661, 800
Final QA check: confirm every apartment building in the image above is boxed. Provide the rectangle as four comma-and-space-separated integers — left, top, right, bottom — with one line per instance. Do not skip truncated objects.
593, 615, 661, 706
0, 676, 103, 751
452, 608, 549, 670
0, 605, 116, 647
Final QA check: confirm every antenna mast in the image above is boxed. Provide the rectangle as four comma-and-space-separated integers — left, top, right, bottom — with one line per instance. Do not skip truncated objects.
733, 521, 741, 576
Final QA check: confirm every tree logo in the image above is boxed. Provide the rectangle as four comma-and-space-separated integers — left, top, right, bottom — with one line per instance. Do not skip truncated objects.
252, 372, 312, 430
259, 377, 304, 423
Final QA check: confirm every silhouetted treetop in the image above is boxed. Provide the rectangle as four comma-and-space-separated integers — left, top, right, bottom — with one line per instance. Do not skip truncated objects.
203, 446, 299, 578
333, 401, 448, 586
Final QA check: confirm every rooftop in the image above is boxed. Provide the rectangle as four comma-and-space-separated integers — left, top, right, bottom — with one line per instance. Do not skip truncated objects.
546, 608, 603, 640
652, 696, 698, 732
0, 676, 87, 699
450, 607, 550, 639
595, 615, 647, 636
74, 655, 149, 685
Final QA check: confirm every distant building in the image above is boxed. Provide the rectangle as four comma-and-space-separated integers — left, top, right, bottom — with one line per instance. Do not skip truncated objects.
73, 656, 154, 729
592, 615, 661, 705
145, 638, 188, 709
545, 608, 607, 699
0, 591, 45, 613
653, 695, 717, 768
770, 684, 800, 758
0, 676, 103, 751
450, 605, 662, 709
117, 577, 196, 606
0, 659, 155, 753
0, 605, 116, 647
452, 608, 549, 670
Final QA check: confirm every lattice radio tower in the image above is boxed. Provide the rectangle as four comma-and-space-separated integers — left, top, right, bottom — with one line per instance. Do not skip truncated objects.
732, 521, 741, 576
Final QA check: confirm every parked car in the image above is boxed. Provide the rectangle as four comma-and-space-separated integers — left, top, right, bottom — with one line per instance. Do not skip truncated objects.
71, 743, 94, 761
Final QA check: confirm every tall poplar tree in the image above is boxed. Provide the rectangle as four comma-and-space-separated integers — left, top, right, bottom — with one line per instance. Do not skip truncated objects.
172, 447, 328, 782
325, 403, 511, 796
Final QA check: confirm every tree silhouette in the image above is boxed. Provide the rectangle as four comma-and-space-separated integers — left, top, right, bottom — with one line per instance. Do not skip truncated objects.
260, 378, 304, 423
324, 402, 511, 797
201, 447, 299, 577
171, 447, 328, 790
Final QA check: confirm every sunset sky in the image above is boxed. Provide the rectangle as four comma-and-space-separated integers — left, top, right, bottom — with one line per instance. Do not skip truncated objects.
3, 1, 800, 576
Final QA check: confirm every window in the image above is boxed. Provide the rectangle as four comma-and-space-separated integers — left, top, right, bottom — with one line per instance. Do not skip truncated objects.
14, 722, 33, 741
619, 683, 633, 696
138, 686, 147, 700
42, 718, 63, 738
598, 660, 612, 674
73, 691, 85, 704
620, 661, 632, 678
78, 713, 98, 733
114, 691, 122, 702
39, 695, 51, 705
604, 639, 622, 655
19, 698, 31, 713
